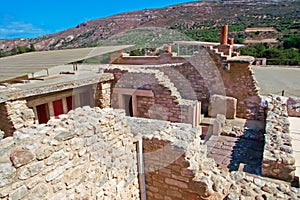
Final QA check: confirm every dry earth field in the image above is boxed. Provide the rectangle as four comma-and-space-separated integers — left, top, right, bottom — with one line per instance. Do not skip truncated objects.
252, 66, 300, 97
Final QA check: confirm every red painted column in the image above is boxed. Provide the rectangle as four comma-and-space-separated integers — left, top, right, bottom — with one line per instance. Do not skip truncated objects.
220, 25, 228, 45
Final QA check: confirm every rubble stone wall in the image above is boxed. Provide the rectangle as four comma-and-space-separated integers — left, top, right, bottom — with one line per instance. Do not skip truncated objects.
287, 96, 300, 117
262, 96, 296, 181
94, 81, 113, 108
0, 107, 140, 199
0, 100, 35, 138
128, 117, 300, 200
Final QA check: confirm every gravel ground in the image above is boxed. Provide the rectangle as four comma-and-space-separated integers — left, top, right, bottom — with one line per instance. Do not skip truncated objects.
252, 66, 300, 97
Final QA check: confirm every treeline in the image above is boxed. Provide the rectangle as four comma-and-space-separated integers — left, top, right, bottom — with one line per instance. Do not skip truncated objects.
0, 44, 35, 57
240, 35, 300, 65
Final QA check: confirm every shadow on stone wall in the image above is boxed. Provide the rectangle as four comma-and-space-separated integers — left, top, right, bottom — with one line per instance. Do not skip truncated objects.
227, 120, 265, 175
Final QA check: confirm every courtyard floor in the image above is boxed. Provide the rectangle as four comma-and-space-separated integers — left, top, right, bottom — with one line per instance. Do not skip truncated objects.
203, 118, 265, 175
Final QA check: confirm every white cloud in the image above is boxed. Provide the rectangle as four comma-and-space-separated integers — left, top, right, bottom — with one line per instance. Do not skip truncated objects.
0, 21, 47, 39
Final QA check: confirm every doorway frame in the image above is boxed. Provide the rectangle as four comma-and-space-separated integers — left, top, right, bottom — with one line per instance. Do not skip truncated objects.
113, 88, 154, 117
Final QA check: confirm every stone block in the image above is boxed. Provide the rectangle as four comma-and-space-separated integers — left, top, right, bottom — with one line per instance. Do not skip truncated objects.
9, 185, 28, 200
208, 95, 237, 119
213, 119, 222, 136
165, 178, 188, 189
10, 150, 35, 168
287, 97, 300, 117
19, 161, 44, 180
216, 114, 226, 126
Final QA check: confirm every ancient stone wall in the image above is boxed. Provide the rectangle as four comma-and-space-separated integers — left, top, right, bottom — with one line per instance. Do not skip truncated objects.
0, 107, 140, 199
94, 81, 113, 108
0, 100, 35, 138
262, 95, 296, 181
0, 106, 299, 199
106, 66, 199, 125
207, 49, 265, 120
287, 96, 300, 117
108, 48, 266, 120
163, 50, 226, 115
128, 117, 300, 200
168, 63, 212, 113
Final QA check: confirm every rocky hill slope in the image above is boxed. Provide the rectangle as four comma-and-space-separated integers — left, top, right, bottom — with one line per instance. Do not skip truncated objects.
0, 0, 299, 52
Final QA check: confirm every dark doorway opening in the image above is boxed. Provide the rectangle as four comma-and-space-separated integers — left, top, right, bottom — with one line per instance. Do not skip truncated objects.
36, 103, 50, 124
123, 95, 133, 117
66, 96, 73, 111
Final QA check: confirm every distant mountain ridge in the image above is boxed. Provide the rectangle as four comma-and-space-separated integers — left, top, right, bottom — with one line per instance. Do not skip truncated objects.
0, 0, 299, 53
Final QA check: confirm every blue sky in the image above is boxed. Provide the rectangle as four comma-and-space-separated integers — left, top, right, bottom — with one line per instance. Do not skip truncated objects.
0, 0, 198, 39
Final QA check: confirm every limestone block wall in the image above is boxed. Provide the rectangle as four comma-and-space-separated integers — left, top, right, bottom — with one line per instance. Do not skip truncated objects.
94, 81, 113, 108
0, 100, 35, 138
262, 96, 296, 181
0, 107, 140, 199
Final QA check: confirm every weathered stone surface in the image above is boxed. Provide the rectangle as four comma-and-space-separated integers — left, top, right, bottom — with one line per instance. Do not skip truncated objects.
0, 105, 300, 200
45, 150, 68, 166
208, 94, 237, 119
45, 166, 66, 182
9, 185, 28, 200
262, 95, 296, 182
254, 178, 265, 187
54, 132, 76, 141
287, 96, 300, 117
10, 150, 35, 168
35, 146, 53, 160
19, 161, 44, 180
213, 119, 222, 136
0, 129, 4, 139
30, 183, 49, 199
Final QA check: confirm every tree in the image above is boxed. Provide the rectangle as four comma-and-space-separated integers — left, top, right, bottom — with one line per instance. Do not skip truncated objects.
29, 44, 35, 52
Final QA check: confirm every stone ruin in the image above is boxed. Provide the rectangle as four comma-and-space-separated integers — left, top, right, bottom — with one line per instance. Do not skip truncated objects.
0, 105, 299, 199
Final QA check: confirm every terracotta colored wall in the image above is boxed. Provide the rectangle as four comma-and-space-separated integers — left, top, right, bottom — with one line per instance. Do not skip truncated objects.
143, 138, 221, 200
208, 51, 264, 119
106, 68, 197, 124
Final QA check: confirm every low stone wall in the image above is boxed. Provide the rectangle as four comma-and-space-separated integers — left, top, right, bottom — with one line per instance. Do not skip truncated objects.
0, 100, 35, 138
287, 96, 300, 117
128, 117, 300, 200
262, 96, 296, 181
0, 107, 140, 199
0, 107, 299, 199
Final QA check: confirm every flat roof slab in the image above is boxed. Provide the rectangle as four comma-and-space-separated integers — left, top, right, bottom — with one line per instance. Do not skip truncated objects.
0, 45, 132, 82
